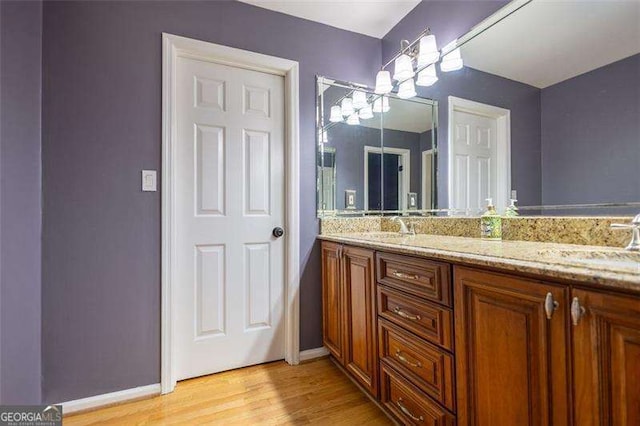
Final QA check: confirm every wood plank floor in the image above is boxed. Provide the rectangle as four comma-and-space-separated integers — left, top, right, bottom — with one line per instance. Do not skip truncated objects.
65, 358, 392, 425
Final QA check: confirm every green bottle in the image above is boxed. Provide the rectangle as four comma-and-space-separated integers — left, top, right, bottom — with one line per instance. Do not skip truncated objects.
481, 198, 502, 240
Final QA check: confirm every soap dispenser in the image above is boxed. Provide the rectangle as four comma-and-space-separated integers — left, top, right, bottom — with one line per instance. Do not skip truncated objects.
481, 198, 502, 240
505, 198, 519, 217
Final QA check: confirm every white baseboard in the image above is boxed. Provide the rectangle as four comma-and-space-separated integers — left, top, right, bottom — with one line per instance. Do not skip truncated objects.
299, 346, 330, 362
61, 383, 161, 415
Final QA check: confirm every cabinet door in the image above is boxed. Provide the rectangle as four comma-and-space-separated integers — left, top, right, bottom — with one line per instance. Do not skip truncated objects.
342, 245, 378, 397
321, 241, 344, 363
572, 288, 640, 426
455, 266, 570, 426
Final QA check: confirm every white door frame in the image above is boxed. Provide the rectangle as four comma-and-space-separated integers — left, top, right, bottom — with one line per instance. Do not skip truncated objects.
421, 149, 434, 210
447, 96, 511, 213
363, 146, 410, 212
161, 33, 300, 394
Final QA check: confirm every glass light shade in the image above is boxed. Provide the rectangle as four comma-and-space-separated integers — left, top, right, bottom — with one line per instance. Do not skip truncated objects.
397, 79, 417, 99
329, 105, 343, 122
440, 48, 464, 72
372, 96, 390, 113
359, 104, 374, 120
374, 70, 393, 94
346, 112, 360, 125
340, 97, 354, 116
393, 54, 414, 81
352, 90, 368, 109
416, 64, 438, 87
417, 34, 440, 67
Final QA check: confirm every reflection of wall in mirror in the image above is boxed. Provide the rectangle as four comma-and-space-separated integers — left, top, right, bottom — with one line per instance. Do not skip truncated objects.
327, 123, 428, 210
541, 53, 640, 206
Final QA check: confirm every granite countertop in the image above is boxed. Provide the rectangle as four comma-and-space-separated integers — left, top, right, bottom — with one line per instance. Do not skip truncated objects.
318, 232, 640, 292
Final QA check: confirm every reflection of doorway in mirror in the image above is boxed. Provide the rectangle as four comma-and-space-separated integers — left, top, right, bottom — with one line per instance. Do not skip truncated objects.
364, 146, 410, 212
448, 96, 511, 214
422, 150, 434, 211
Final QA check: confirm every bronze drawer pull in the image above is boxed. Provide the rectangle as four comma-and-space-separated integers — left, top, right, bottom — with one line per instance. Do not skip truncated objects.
396, 398, 424, 422
393, 306, 421, 321
391, 270, 420, 280
395, 350, 422, 368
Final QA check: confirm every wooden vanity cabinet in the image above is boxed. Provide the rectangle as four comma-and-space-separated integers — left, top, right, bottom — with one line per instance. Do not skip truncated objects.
321, 239, 640, 425
321, 242, 344, 364
454, 266, 571, 425
571, 288, 640, 426
321, 241, 378, 397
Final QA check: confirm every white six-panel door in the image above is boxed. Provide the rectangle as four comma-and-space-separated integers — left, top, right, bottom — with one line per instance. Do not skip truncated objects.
175, 56, 285, 380
450, 110, 498, 214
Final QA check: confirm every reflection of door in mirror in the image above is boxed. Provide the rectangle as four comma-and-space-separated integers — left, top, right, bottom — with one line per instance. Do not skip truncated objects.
364, 146, 410, 212
448, 97, 511, 214
317, 148, 336, 211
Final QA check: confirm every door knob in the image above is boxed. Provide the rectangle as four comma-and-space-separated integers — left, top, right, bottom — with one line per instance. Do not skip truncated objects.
272, 227, 284, 238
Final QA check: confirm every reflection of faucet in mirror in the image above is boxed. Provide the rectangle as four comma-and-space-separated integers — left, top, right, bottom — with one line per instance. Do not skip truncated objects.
611, 214, 640, 251
391, 216, 415, 236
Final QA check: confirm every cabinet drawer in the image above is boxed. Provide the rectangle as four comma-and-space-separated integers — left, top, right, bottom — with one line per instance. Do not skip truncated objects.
377, 252, 451, 307
377, 285, 453, 351
379, 319, 455, 411
380, 362, 455, 426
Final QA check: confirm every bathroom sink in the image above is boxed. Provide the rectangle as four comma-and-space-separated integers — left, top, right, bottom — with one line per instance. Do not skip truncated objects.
537, 248, 640, 272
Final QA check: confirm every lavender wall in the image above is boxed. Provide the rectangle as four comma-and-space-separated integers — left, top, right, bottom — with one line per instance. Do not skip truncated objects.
0, 0, 42, 404
541, 53, 640, 205
41, 0, 380, 403
382, 1, 544, 208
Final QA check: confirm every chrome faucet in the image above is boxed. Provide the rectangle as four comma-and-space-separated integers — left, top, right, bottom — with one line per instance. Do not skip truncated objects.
611, 214, 640, 251
391, 216, 415, 235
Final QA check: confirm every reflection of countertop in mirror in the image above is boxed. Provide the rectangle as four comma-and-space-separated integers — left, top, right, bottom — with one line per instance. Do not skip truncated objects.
317, 232, 640, 291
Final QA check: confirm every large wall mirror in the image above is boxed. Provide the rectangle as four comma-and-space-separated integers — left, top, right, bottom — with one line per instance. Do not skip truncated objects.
429, 0, 639, 215
317, 77, 437, 216
316, 0, 639, 217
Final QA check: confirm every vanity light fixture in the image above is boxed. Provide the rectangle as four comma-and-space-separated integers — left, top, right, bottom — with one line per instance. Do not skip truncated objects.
329, 105, 343, 122
340, 97, 354, 116
372, 96, 390, 113
373, 28, 464, 99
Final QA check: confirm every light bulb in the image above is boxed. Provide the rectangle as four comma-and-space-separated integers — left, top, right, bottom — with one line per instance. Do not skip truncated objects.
440, 47, 463, 72
329, 105, 343, 122
417, 34, 440, 67
346, 112, 360, 125
374, 70, 393, 94
397, 79, 416, 99
359, 104, 373, 120
393, 54, 414, 81
340, 97, 353, 116
372, 96, 390, 113
416, 64, 438, 87
352, 90, 367, 109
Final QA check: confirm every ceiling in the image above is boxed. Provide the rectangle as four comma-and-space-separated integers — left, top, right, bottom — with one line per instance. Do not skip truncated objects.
461, 0, 640, 88
237, 0, 421, 38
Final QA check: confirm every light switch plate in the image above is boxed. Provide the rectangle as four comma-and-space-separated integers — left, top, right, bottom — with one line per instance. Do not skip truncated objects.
142, 170, 157, 192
